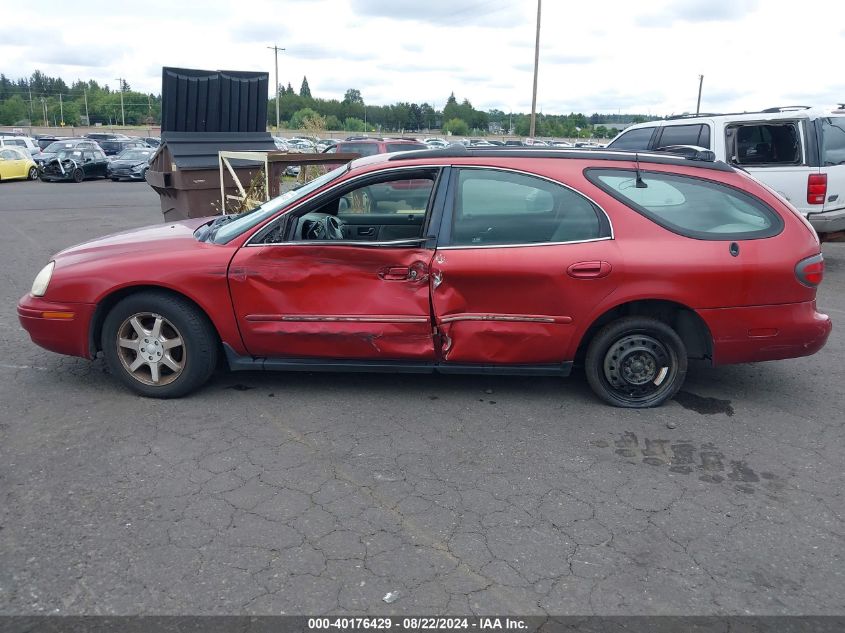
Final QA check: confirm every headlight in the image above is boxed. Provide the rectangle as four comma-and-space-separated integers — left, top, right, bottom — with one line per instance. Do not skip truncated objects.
31, 261, 55, 297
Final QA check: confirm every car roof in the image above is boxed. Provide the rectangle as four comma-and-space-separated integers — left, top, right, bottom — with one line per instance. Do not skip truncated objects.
370, 145, 734, 173
625, 106, 845, 131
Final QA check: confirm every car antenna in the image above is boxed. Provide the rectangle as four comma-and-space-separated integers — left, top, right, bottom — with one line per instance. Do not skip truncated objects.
635, 153, 648, 188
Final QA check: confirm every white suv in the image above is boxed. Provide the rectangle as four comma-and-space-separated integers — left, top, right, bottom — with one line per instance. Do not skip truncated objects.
0, 135, 41, 157
606, 106, 845, 238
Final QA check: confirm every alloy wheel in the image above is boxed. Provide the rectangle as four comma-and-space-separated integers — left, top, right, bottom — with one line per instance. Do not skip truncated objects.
116, 312, 185, 386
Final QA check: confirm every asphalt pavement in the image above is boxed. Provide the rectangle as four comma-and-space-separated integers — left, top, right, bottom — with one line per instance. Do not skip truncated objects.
0, 179, 842, 615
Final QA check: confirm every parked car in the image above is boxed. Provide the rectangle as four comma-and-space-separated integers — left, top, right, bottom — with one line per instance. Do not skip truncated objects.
316, 139, 337, 152
504, 140, 525, 147
84, 132, 129, 143
18, 146, 831, 405
0, 146, 38, 181
35, 136, 68, 151
605, 106, 845, 238
98, 138, 150, 156
39, 147, 109, 182
0, 135, 41, 157
272, 136, 290, 151
424, 138, 449, 148
140, 137, 161, 148
107, 148, 155, 181
326, 138, 427, 157
35, 138, 102, 166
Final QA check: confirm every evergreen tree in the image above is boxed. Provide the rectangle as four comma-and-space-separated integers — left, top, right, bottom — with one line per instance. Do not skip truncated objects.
299, 76, 311, 99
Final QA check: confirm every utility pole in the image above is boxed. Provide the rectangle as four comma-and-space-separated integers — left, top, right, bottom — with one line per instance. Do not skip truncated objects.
83, 88, 90, 124
115, 78, 125, 126
27, 81, 34, 126
59, 93, 64, 126
40, 97, 47, 127
696, 74, 704, 115
267, 45, 285, 131
529, 0, 542, 139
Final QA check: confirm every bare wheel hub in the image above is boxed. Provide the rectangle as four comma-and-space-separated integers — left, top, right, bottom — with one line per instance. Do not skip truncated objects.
116, 312, 185, 386
603, 334, 672, 400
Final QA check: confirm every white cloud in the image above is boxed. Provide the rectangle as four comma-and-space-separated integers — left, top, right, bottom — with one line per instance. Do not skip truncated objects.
0, 0, 842, 115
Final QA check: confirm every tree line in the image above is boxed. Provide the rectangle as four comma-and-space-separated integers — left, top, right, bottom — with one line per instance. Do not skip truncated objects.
1, 71, 659, 138
0, 71, 161, 127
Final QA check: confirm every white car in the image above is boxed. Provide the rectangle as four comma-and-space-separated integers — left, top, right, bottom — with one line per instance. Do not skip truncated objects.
424, 138, 449, 148
0, 135, 41, 157
606, 106, 845, 238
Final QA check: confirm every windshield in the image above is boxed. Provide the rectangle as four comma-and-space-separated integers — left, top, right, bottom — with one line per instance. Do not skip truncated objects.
210, 164, 349, 244
338, 142, 380, 156
119, 149, 152, 160
44, 141, 78, 153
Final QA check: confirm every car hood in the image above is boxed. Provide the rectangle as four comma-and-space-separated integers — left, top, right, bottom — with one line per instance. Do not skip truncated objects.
53, 218, 214, 265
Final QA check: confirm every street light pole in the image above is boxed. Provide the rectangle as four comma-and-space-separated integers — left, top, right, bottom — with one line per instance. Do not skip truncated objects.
267, 45, 285, 131
529, 0, 542, 140
696, 74, 704, 115
115, 78, 125, 127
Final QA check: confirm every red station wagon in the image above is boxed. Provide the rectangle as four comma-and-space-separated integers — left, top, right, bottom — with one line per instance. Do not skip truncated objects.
18, 147, 832, 407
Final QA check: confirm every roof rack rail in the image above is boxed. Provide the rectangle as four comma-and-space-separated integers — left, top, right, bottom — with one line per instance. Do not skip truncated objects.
387, 145, 734, 172
653, 145, 716, 161
665, 112, 721, 120
760, 105, 811, 113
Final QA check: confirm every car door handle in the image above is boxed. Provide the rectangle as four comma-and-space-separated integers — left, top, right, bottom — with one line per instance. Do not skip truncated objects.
567, 261, 612, 279
379, 266, 411, 280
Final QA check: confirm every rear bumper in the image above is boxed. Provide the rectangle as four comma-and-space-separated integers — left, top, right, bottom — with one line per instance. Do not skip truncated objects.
17, 294, 96, 359
698, 301, 831, 366
808, 207, 845, 234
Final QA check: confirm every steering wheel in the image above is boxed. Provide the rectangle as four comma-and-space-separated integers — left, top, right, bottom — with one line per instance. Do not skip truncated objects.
301, 213, 345, 240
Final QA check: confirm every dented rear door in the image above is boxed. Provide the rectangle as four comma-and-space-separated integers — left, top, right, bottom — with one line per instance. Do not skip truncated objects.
431, 168, 618, 365
431, 166, 617, 365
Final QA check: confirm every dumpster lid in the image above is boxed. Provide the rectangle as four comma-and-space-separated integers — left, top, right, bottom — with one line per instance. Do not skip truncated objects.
158, 131, 276, 170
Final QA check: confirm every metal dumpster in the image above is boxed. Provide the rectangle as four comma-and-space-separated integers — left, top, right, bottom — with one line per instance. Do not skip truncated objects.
145, 67, 277, 221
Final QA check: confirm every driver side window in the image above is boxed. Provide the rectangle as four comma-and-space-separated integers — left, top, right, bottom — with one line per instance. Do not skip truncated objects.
282, 169, 438, 244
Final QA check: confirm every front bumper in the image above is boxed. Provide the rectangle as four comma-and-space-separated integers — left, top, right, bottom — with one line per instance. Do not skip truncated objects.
18, 294, 96, 359
697, 300, 831, 366
808, 207, 845, 234
109, 169, 145, 180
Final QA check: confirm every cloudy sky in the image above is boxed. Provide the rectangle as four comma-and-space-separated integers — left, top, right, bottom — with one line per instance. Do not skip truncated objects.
3, 0, 844, 115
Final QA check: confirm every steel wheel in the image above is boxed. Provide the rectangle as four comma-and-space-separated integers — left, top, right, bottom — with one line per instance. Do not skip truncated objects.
115, 312, 185, 386
585, 316, 687, 408
601, 334, 674, 404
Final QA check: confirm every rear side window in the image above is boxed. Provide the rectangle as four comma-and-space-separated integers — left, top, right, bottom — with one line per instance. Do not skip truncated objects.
608, 127, 655, 150
585, 168, 783, 240
449, 169, 608, 246
822, 117, 845, 166
657, 124, 711, 149
727, 123, 801, 166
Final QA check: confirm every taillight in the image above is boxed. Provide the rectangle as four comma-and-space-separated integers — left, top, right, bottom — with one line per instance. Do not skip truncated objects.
807, 173, 827, 205
795, 254, 825, 287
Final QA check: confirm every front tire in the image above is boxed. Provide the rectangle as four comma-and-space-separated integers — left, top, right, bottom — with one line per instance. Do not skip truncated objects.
72, 168, 84, 183
101, 292, 218, 398
28, 166, 38, 180
585, 316, 687, 408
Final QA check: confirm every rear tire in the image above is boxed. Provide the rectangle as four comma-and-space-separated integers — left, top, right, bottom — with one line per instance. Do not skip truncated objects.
585, 316, 687, 408
101, 291, 218, 398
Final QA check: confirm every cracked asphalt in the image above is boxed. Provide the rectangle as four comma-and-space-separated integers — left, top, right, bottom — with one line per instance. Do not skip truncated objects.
0, 180, 843, 615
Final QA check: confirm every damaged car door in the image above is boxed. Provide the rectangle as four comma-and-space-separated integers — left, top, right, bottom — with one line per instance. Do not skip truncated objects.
431, 167, 616, 366
227, 167, 443, 361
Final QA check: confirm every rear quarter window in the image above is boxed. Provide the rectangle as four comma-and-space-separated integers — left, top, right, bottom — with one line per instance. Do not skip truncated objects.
607, 127, 656, 150
585, 168, 783, 240
822, 117, 845, 166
